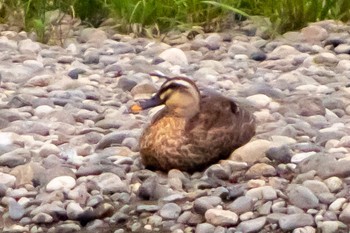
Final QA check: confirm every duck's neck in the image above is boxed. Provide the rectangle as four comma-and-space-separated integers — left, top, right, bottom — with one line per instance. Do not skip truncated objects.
172, 104, 200, 119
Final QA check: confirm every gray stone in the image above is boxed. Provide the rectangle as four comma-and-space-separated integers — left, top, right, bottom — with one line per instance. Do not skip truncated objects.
302, 180, 330, 197
32, 212, 54, 223
227, 196, 254, 214
158, 48, 188, 66
0, 172, 16, 187
18, 39, 41, 53
266, 145, 292, 163
279, 213, 314, 231
195, 223, 215, 233
8, 199, 25, 220
339, 203, 350, 224
136, 205, 159, 213
91, 173, 128, 194
236, 216, 267, 233
287, 185, 319, 209
0, 148, 31, 167
193, 196, 222, 214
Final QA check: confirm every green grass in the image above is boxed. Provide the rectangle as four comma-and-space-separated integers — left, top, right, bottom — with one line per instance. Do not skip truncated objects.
0, 0, 349, 42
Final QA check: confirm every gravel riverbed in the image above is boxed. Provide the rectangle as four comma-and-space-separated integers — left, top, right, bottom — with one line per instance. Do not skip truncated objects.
1, 20, 350, 233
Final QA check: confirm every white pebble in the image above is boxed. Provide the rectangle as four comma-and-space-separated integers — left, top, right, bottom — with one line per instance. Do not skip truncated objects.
46, 176, 76, 192
291, 152, 317, 163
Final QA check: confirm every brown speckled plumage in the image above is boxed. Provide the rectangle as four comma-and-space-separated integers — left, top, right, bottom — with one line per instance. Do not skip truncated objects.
138, 77, 255, 172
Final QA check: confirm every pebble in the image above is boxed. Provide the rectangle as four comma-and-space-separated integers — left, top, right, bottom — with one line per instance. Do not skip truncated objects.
339, 203, 350, 223
46, 176, 76, 192
227, 196, 254, 214
0, 172, 16, 187
287, 185, 319, 209
159, 203, 182, 220
193, 196, 222, 214
324, 177, 343, 192
236, 216, 267, 233
8, 199, 25, 220
204, 209, 238, 226
229, 139, 274, 164
279, 213, 314, 231
195, 223, 215, 233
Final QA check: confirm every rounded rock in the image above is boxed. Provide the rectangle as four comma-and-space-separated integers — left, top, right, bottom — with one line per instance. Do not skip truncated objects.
287, 185, 319, 209
236, 216, 267, 233
204, 209, 238, 226
46, 176, 76, 192
279, 213, 314, 231
159, 203, 182, 220
195, 223, 215, 233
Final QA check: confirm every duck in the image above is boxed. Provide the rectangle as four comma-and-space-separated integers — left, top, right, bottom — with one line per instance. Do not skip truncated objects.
131, 77, 256, 172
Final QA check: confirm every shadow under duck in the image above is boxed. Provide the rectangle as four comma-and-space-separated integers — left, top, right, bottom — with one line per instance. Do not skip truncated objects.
132, 77, 256, 172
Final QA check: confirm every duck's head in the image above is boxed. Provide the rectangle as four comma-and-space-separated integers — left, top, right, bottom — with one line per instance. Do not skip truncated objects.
132, 77, 200, 118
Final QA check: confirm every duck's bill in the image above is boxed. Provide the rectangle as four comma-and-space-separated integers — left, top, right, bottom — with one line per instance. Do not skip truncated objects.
130, 95, 163, 114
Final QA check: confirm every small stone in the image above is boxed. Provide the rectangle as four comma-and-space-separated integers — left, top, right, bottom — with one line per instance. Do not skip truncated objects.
287, 185, 319, 209
193, 196, 222, 214
68, 68, 86, 79
339, 203, 350, 223
18, 39, 41, 53
46, 176, 76, 192
329, 198, 347, 211
301, 25, 328, 43
205, 164, 230, 180
292, 152, 317, 163
257, 201, 272, 215
32, 212, 54, 223
54, 222, 82, 233
8, 199, 25, 220
195, 223, 215, 233
266, 145, 292, 163
236, 216, 267, 233
159, 203, 181, 220
229, 140, 274, 164
246, 94, 272, 108
136, 205, 159, 213
91, 172, 128, 194
67, 202, 84, 220
320, 221, 341, 233
0, 172, 16, 187
158, 48, 188, 66
138, 176, 169, 200
279, 213, 314, 231
246, 186, 277, 200
205, 209, 238, 226
334, 43, 350, 54
227, 196, 254, 214
0, 148, 31, 167
302, 180, 330, 196
245, 163, 276, 178
3, 225, 29, 233
324, 177, 343, 193
250, 51, 267, 61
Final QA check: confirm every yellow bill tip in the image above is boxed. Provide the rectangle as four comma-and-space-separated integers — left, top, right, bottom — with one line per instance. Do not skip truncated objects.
130, 104, 143, 114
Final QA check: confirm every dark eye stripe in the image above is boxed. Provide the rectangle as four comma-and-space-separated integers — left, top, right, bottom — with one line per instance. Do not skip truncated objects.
158, 83, 183, 100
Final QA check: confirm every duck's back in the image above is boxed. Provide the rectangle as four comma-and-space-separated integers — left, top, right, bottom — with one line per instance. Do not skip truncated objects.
185, 90, 255, 166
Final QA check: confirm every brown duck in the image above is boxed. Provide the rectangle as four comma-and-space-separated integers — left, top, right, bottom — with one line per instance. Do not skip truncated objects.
132, 77, 256, 172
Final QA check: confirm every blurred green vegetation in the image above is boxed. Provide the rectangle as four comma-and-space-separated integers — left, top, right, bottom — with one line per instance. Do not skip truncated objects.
0, 0, 349, 42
